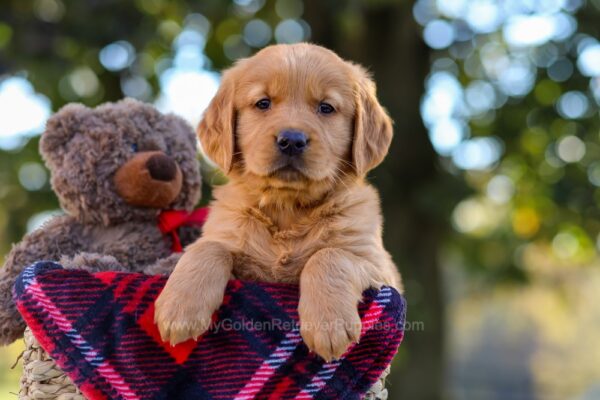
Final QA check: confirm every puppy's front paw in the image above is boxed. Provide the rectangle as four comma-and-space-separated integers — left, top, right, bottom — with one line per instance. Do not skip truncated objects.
154, 284, 223, 345
299, 298, 362, 362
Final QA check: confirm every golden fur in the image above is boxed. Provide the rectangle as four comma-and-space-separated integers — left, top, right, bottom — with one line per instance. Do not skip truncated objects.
155, 43, 402, 361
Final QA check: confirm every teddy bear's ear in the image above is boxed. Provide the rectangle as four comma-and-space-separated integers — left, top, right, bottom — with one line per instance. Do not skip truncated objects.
40, 103, 90, 167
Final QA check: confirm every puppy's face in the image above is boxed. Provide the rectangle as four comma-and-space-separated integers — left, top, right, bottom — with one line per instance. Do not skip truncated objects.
199, 44, 392, 201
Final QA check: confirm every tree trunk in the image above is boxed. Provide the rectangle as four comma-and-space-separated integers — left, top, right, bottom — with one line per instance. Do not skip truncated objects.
305, 2, 446, 399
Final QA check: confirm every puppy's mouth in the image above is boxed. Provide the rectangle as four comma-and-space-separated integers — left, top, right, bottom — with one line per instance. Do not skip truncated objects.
273, 165, 304, 181
269, 162, 308, 182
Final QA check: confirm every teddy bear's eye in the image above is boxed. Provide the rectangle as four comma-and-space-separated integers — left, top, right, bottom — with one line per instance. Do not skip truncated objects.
130, 143, 139, 153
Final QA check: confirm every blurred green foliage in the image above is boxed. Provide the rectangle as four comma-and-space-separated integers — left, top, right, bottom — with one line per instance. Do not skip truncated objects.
427, 2, 600, 280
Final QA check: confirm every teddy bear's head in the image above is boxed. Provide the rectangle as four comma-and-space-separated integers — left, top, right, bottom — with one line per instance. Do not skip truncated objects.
40, 98, 201, 225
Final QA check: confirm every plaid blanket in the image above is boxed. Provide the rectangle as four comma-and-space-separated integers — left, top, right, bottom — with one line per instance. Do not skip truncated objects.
14, 262, 406, 400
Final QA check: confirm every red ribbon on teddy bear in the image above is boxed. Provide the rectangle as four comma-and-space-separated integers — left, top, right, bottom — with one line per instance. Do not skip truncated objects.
158, 208, 209, 252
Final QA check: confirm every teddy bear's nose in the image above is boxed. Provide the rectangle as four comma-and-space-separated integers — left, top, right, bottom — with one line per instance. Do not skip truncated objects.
146, 154, 178, 181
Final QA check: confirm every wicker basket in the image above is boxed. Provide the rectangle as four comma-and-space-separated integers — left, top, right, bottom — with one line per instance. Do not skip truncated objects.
19, 328, 83, 400
19, 327, 389, 399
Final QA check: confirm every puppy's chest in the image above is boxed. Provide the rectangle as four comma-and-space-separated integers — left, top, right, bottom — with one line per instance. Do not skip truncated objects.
231, 213, 336, 283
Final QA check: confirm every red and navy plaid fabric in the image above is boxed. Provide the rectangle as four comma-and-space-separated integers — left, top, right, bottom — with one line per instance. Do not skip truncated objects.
14, 262, 406, 400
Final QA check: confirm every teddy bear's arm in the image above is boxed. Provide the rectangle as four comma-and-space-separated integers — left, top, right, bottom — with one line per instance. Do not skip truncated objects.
60, 252, 129, 273
0, 216, 84, 345
136, 223, 201, 276
143, 253, 182, 276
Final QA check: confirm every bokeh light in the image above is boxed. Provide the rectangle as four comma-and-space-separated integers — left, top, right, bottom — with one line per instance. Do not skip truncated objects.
423, 19, 455, 49
99, 41, 135, 71
243, 19, 272, 47
452, 136, 503, 170
556, 91, 589, 119
0, 77, 50, 150
68, 67, 100, 98
18, 163, 47, 191
274, 19, 309, 43
429, 118, 468, 156
155, 16, 221, 126
577, 42, 600, 77
34, 0, 65, 23
556, 135, 586, 163
275, 0, 303, 19
486, 175, 515, 204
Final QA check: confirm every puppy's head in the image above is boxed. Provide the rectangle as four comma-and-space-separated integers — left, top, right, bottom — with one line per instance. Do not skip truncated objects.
199, 43, 392, 203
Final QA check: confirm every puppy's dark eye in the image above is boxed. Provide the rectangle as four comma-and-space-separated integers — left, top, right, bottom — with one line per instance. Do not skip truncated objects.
255, 98, 271, 110
318, 102, 335, 114
131, 143, 139, 153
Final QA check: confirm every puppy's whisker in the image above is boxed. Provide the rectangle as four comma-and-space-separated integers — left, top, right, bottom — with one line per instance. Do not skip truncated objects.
330, 159, 352, 192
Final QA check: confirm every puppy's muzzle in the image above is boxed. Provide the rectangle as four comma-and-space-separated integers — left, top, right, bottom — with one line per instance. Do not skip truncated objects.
277, 130, 308, 156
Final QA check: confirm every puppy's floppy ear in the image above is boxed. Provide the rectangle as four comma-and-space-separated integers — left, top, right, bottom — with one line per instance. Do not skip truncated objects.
198, 69, 236, 173
351, 65, 393, 177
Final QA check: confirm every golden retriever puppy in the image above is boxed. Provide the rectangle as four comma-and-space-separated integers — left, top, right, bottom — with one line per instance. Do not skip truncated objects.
155, 43, 402, 362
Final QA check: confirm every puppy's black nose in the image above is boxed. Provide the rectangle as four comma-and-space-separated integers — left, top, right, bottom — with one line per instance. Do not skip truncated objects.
277, 130, 308, 156
146, 153, 178, 181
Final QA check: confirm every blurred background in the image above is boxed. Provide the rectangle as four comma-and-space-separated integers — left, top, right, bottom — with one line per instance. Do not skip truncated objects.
1, 0, 600, 399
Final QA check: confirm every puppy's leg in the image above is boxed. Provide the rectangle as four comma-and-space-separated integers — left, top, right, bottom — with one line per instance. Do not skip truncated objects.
154, 240, 232, 345
299, 248, 386, 362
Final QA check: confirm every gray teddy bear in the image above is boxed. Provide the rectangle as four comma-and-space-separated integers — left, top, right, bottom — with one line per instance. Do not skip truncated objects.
0, 98, 203, 346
